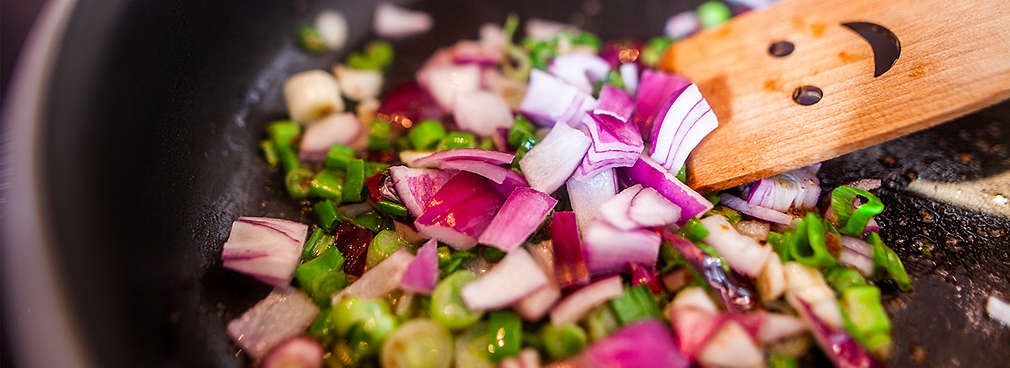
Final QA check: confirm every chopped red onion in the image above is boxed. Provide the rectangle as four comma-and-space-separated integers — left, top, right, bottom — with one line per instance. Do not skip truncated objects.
489, 169, 532, 197
700, 215, 771, 277
478, 188, 557, 251
756, 312, 807, 344
790, 295, 884, 368
719, 193, 795, 225
221, 217, 308, 287
646, 83, 718, 175
574, 110, 644, 179
400, 240, 439, 294
632, 69, 691, 137
550, 211, 590, 288
519, 70, 596, 127
417, 64, 481, 112
335, 248, 415, 302
516, 243, 562, 323
519, 121, 592, 194
619, 63, 639, 96
599, 184, 681, 230
549, 276, 623, 326
838, 249, 875, 277
548, 53, 610, 93
580, 319, 690, 368
620, 154, 713, 225
735, 220, 770, 241
668, 306, 727, 358
227, 288, 319, 360
262, 337, 324, 368
582, 220, 661, 275
863, 217, 880, 235
492, 127, 510, 151
630, 262, 663, 293
453, 91, 513, 136
297, 113, 361, 163
414, 173, 504, 250
411, 148, 515, 167
373, 3, 433, 38
389, 166, 456, 217
841, 235, 873, 257
566, 169, 618, 232
696, 321, 765, 368
461, 248, 550, 311
745, 166, 821, 211
525, 18, 577, 41
594, 85, 635, 122
664, 11, 701, 40
438, 159, 509, 184
377, 81, 444, 122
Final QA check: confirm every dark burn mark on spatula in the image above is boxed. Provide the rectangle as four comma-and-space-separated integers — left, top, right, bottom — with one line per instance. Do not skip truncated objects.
841, 21, 901, 77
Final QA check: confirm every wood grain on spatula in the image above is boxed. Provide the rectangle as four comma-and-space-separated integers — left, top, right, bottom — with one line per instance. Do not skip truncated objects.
661, 0, 1010, 193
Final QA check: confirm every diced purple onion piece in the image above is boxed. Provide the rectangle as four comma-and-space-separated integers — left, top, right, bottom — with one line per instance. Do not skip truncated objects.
415, 173, 504, 250
668, 306, 726, 358
400, 240, 439, 294
548, 53, 610, 93
549, 276, 624, 326
620, 154, 712, 225
519, 121, 592, 194
838, 249, 875, 277
550, 211, 590, 288
790, 295, 884, 368
594, 85, 635, 122
377, 81, 444, 122
478, 188, 558, 252
515, 283, 561, 322
489, 169, 531, 197
461, 248, 550, 311
438, 159, 510, 184
756, 312, 807, 344
227, 288, 320, 360
599, 184, 681, 230
719, 193, 795, 225
574, 112, 644, 179
630, 262, 663, 293
411, 148, 514, 167
261, 336, 324, 368
453, 90, 513, 136
222, 217, 308, 287
580, 319, 690, 368
647, 83, 719, 175
335, 248, 415, 302
450, 40, 503, 65
566, 169, 618, 232
745, 166, 821, 212
582, 220, 661, 275
696, 320, 765, 368
388, 166, 456, 217
632, 69, 691, 136
519, 70, 596, 127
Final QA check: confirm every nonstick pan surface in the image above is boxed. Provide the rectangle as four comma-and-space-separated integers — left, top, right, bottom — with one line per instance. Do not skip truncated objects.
5, 0, 1009, 366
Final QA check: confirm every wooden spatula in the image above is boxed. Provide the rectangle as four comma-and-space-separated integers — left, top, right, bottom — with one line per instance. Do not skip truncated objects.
662, 0, 1010, 193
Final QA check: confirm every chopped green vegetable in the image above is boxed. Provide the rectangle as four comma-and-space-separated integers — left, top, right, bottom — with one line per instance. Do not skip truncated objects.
609, 284, 660, 325
503, 45, 533, 80
769, 354, 799, 368
540, 324, 588, 359
709, 205, 742, 224
583, 304, 620, 341
259, 140, 279, 166
830, 185, 885, 236
365, 161, 391, 177
295, 246, 345, 284
438, 132, 477, 150
369, 119, 392, 151
348, 52, 380, 70
331, 297, 398, 357
486, 311, 521, 361
302, 226, 335, 260
867, 232, 911, 291
481, 247, 506, 263
310, 169, 345, 201
366, 230, 406, 269
353, 211, 385, 233
825, 266, 867, 292
697, 1, 732, 29
296, 26, 326, 53
309, 308, 337, 342
840, 285, 893, 355
342, 159, 365, 202
570, 31, 602, 49
366, 41, 395, 69
305, 267, 347, 306
325, 143, 356, 170
430, 270, 484, 330
408, 120, 447, 150
268, 120, 301, 146
678, 218, 710, 243
275, 142, 301, 173
768, 231, 790, 261
455, 322, 496, 368
314, 200, 345, 231
376, 200, 409, 217
784, 213, 837, 268
528, 41, 556, 70
507, 116, 536, 147
641, 37, 674, 66
380, 319, 453, 368
438, 247, 475, 278
285, 167, 314, 199
704, 192, 720, 205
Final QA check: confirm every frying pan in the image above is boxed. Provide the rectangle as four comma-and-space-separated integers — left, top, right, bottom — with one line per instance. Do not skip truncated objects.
2, 0, 1008, 367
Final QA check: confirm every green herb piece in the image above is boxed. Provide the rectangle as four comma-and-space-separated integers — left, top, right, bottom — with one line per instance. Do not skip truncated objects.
365, 41, 394, 68
368, 119, 392, 151
408, 119, 447, 150
267, 120, 301, 146
784, 213, 837, 268
295, 247, 347, 305
697, 1, 732, 29
438, 132, 477, 150
678, 218, 710, 243
342, 159, 365, 202
376, 200, 409, 217
830, 185, 885, 236
275, 142, 301, 173
482, 247, 506, 263
840, 285, 893, 356
825, 266, 867, 292
314, 200, 345, 231
867, 232, 911, 291
325, 143, 356, 170
331, 297, 398, 357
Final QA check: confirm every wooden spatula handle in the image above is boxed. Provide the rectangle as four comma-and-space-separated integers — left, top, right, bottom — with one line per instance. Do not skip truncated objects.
662, 0, 1010, 193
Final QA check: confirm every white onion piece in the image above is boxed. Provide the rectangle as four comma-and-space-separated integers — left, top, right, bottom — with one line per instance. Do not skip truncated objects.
461, 248, 549, 311
394, 221, 428, 243
987, 296, 1010, 326
840, 235, 873, 257
519, 121, 591, 194
284, 70, 344, 124
453, 91, 513, 136
598, 184, 680, 230
671, 286, 719, 312
525, 18, 576, 41
757, 313, 807, 344
719, 193, 794, 225
549, 276, 623, 326
619, 62, 639, 95
337, 202, 373, 218
334, 249, 414, 303
227, 288, 319, 360
783, 262, 842, 328
221, 217, 307, 287
665, 11, 700, 40
333, 65, 383, 101
298, 113, 361, 163
417, 64, 481, 112
566, 169, 618, 232
699, 215, 771, 277
315, 10, 348, 50
373, 3, 433, 38
262, 337, 325, 368
515, 284, 561, 322
696, 321, 765, 368
735, 220, 770, 241
838, 249, 875, 277
756, 254, 786, 302
548, 54, 610, 93
518, 69, 596, 127
582, 220, 661, 275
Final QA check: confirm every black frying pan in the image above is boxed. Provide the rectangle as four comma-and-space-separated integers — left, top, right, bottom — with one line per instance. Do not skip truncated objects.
3, 0, 1008, 367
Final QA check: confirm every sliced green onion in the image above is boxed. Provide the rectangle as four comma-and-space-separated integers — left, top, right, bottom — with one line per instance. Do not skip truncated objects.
486, 310, 521, 361
408, 119, 446, 150
529, 42, 556, 70
376, 200, 409, 217
677, 218, 710, 243
768, 231, 790, 261
332, 297, 398, 357
503, 45, 532, 80
296, 26, 326, 53
431, 270, 484, 330
268, 120, 301, 146
348, 52, 380, 70
365, 161, 391, 177
503, 13, 519, 40
366, 230, 406, 269
295, 246, 347, 305
697, 1, 732, 29
609, 284, 661, 325
867, 232, 911, 291
325, 143, 356, 170
571, 31, 602, 49
365, 41, 394, 69
583, 304, 620, 341
540, 324, 588, 360
438, 247, 475, 279
830, 186, 885, 236
507, 116, 536, 147
314, 200, 346, 231
438, 132, 477, 150
601, 70, 625, 91
302, 226, 335, 260
510, 135, 538, 167
368, 119, 392, 151
825, 266, 867, 291
260, 140, 279, 166
309, 308, 336, 342
704, 192, 720, 205
785, 213, 837, 268
477, 138, 495, 151
840, 285, 892, 355
285, 167, 314, 199
380, 319, 453, 368
276, 142, 301, 173
342, 159, 365, 202
310, 169, 345, 201
353, 211, 385, 233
